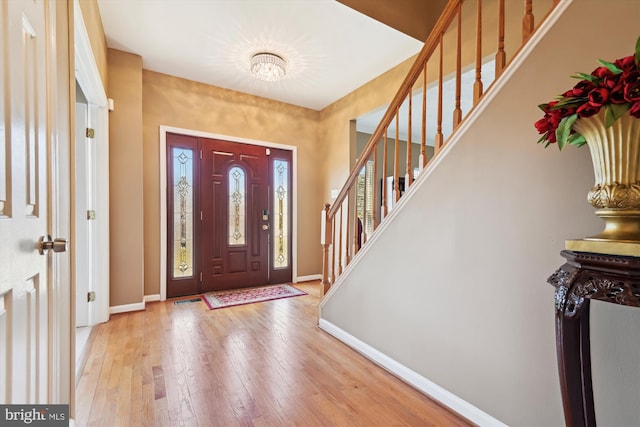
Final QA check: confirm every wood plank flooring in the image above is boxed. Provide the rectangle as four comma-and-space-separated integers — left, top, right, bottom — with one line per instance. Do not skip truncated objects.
75, 281, 473, 427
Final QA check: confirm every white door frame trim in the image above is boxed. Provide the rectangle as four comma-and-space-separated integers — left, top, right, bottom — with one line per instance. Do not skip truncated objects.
159, 126, 298, 301
74, 0, 109, 324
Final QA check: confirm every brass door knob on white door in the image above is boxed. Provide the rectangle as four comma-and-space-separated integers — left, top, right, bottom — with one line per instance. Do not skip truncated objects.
39, 235, 68, 255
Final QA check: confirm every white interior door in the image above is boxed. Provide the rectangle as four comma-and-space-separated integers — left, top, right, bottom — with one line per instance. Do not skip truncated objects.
75, 86, 101, 328
0, 0, 71, 404
74, 0, 109, 327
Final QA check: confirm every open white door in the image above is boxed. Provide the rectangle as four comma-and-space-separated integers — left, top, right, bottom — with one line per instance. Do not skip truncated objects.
0, 0, 72, 406
75, 93, 90, 327
74, 0, 109, 328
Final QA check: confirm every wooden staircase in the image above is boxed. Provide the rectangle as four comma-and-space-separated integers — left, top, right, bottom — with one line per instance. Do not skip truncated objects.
321, 0, 560, 292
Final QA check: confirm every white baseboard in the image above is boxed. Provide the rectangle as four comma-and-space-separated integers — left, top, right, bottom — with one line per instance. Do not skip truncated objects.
318, 319, 507, 427
296, 274, 322, 283
109, 301, 145, 314
144, 294, 161, 302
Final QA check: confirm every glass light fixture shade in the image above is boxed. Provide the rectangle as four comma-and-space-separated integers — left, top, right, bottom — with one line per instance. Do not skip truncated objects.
250, 52, 287, 82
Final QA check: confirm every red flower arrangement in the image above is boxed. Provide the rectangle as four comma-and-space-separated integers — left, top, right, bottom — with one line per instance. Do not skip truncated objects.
535, 36, 640, 149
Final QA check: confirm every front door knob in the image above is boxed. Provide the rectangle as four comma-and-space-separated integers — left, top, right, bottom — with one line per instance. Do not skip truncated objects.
39, 235, 68, 255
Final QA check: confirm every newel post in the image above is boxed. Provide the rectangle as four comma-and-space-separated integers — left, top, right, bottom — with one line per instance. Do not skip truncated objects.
320, 203, 332, 294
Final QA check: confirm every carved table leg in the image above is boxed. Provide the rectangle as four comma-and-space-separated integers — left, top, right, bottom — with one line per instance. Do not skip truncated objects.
554, 274, 596, 427
549, 251, 640, 426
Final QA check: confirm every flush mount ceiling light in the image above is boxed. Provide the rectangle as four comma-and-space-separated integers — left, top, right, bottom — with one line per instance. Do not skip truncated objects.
250, 52, 287, 82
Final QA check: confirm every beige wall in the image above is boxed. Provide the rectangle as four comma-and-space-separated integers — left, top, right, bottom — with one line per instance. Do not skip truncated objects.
78, 0, 108, 89
90, 0, 557, 310
89, 0, 555, 305
107, 49, 144, 306
108, 52, 416, 300
142, 71, 322, 296
319, 55, 416, 204
320, 1, 640, 425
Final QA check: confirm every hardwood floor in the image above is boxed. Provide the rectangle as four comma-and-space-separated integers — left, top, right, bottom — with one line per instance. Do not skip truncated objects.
75, 281, 473, 427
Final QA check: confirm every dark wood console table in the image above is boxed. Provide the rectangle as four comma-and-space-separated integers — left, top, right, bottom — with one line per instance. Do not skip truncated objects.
547, 250, 640, 427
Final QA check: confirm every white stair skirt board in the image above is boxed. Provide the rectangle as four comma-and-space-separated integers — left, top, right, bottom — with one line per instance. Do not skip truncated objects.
318, 319, 508, 427
109, 301, 146, 314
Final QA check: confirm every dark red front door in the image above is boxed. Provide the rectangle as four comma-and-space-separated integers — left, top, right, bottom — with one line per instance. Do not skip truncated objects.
201, 139, 269, 291
166, 133, 293, 297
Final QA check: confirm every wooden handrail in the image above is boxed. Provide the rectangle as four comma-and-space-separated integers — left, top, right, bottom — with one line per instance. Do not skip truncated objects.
327, 0, 462, 219
322, 0, 559, 293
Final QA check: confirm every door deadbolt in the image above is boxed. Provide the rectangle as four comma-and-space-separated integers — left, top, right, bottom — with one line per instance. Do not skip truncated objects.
39, 235, 68, 255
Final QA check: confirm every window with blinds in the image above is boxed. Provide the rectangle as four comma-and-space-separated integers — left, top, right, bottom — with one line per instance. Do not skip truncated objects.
356, 160, 375, 237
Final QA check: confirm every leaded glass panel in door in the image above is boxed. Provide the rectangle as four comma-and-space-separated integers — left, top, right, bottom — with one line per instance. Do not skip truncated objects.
273, 159, 289, 269
172, 147, 194, 278
228, 166, 246, 246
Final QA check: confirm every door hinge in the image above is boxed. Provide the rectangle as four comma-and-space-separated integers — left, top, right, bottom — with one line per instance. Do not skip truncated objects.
200, 149, 202, 159
200, 272, 203, 282
200, 210, 203, 221
266, 148, 271, 156
86, 128, 95, 138
87, 210, 96, 220
87, 291, 96, 302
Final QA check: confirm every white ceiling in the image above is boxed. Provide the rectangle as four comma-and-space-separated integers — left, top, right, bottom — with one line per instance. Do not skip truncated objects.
96, 0, 423, 111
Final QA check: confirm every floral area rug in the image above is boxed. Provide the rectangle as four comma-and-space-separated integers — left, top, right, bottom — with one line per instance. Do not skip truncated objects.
202, 284, 306, 310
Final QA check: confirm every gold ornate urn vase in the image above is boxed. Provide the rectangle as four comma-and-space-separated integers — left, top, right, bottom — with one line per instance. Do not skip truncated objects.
567, 110, 640, 253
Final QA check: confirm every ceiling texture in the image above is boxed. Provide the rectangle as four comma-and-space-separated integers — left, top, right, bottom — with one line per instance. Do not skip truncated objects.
96, 0, 446, 112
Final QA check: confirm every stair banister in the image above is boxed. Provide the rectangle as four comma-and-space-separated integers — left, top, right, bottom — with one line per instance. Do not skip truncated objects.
327, 0, 462, 221
321, 0, 559, 293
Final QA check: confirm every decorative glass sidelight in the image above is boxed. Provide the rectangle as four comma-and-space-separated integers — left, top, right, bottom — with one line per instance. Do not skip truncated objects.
273, 160, 289, 269
228, 166, 246, 245
172, 148, 194, 278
